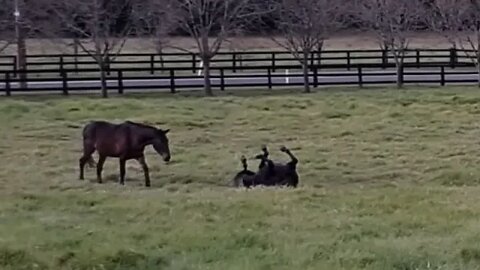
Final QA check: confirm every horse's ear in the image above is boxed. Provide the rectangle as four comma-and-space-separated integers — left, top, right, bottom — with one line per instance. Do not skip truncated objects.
164, 129, 170, 134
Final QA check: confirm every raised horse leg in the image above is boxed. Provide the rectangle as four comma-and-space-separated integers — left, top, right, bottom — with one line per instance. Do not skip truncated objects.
280, 146, 299, 188
258, 145, 270, 170
280, 146, 298, 168
96, 155, 106, 184
137, 156, 151, 187
253, 152, 276, 186
79, 140, 95, 180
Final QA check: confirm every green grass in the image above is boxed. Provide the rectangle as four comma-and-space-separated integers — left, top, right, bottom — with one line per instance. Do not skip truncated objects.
2, 87, 480, 269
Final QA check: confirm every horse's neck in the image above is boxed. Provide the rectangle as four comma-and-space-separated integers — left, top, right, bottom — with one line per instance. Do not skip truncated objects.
138, 128, 156, 146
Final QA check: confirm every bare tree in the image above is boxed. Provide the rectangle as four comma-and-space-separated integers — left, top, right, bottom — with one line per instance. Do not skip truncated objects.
0, 0, 48, 87
426, 0, 480, 87
0, 1, 15, 54
358, 0, 423, 88
48, 0, 136, 98
271, 0, 344, 93
133, 0, 178, 68
173, 0, 266, 96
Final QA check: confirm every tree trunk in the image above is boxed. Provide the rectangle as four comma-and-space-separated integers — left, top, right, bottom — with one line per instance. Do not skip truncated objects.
100, 68, 108, 98
203, 57, 213, 96
396, 61, 404, 89
200, 33, 213, 96
392, 49, 404, 89
156, 41, 165, 69
15, 0, 27, 89
302, 50, 311, 93
17, 36, 27, 89
74, 38, 79, 73
99, 60, 108, 98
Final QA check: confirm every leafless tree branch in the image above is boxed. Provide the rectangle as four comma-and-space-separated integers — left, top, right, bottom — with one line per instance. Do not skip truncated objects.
171, 0, 270, 96
46, 0, 137, 98
358, 0, 423, 88
270, 0, 345, 92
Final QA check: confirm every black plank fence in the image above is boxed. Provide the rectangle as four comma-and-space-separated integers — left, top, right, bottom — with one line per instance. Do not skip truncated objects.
0, 48, 479, 96
0, 48, 467, 73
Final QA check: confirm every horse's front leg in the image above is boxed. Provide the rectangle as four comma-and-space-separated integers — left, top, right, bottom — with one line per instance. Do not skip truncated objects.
137, 156, 151, 187
96, 155, 106, 184
119, 158, 127, 185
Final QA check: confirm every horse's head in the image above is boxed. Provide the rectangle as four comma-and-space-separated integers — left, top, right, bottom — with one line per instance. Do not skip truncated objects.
153, 128, 171, 162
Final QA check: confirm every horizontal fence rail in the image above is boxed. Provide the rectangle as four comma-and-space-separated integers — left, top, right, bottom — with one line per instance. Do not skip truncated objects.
1, 64, 479, 96
1, 48, 480, 96
0, 48, 478, 75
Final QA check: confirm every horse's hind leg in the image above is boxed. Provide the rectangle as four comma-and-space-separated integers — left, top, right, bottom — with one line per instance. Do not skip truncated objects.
96, 155, 106, 184
79, 140, 95, 180
280, 146, 298, 168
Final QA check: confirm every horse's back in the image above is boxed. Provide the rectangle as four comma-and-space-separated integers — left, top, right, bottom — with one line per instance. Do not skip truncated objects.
82, 121, 123, 139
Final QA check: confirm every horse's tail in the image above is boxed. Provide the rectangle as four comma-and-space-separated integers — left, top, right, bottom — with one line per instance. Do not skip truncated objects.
87, 156, 97, 168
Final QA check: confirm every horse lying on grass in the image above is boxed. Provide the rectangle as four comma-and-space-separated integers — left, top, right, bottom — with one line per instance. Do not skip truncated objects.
233, 145, 299, 188
79, 121, 171, 187
232, 146, 271, 187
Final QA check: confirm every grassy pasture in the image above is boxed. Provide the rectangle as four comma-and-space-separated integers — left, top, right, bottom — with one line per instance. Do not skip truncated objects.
0, 32, 455, 55
2, 87, 480, 269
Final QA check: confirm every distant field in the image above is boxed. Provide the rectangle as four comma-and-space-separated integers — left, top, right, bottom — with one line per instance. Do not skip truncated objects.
2, 87, 480, 269
0, 32, 457, 55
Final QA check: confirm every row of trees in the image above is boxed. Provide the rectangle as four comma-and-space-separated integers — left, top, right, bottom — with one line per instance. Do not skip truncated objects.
2, 0, 480, 96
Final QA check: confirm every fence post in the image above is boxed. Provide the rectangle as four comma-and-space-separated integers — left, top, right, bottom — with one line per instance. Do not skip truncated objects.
450, 47, 457, 69
313, 66, 318, 88
272, 52, 276, 72
61, 71, 69, 96
150, 54, 155, 75
12, 57, 17, 78
440, 66, 445, 86
232, 54, 237, 73
192, 54, 197, 73
239, 54, 243, 69
220, 68, 225, 91
358, 66, 363, 88
347, 51, 351, 71
170, 69, 176, 93
118, 70, 124, 94
267, 68, 272, 89
59, 56, 64, 76
5, 72, 11, 96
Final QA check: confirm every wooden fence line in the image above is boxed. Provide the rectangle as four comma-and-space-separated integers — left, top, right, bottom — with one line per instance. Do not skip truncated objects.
0, 48, 473, 76
1, 64, 479, 96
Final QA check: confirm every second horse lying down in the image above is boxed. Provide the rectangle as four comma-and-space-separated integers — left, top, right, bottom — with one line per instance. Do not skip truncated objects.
233, 145, 299, 188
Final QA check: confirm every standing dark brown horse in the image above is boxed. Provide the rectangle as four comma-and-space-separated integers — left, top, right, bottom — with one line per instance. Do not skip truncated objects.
79, 121, 171, 187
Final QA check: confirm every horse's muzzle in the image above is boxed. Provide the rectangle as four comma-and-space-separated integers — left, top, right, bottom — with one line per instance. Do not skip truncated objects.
163, 155, 171, 163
